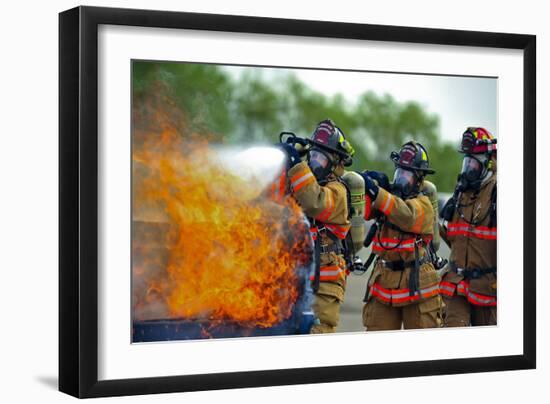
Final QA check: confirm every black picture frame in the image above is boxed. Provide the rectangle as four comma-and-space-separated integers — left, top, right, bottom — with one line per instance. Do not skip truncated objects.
59, 5, 536, 398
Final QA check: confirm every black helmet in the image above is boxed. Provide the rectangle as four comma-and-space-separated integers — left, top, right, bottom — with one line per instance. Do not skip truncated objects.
307, 119, 355, 182
390, 141, 435, 175
310, 119, 354, 167
390, 141, 434, 199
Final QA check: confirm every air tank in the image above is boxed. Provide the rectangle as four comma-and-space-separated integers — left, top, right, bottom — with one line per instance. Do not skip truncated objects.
421, 180, 440, 252
342, 171, 367, 254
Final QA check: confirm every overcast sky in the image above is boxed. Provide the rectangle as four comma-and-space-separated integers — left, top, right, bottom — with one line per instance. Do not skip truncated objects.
222, 65, 497, 145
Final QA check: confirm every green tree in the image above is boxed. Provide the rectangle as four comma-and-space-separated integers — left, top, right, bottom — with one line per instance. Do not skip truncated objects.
230, 71, 284, 143
133, 62, 235, 137
132, 61, 463, 193
429, 142, 461, 193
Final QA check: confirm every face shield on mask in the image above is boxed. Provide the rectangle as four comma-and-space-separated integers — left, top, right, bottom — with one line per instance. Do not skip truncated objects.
460, 155, 486, 181
308, 149, 333, 181
392, 167, 417, 198
457, 154, 488, 191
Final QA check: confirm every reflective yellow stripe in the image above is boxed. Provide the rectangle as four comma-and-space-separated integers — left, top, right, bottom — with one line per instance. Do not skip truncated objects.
380, 191, 395, 215
324, 223, 350, 239
291, 171, 315, 192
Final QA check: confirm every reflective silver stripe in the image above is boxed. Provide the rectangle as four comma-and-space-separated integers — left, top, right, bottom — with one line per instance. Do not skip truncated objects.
467, 292, 496, 305
376, 241, 415, 247
440, 284, 455, 293
394, 285, 440, 299
471, 228, 497, 237
392, 290, 411, 299
372, 285, 392, 299
373, 241, 416, 249
291, 172, 313, 188
455, 280, 496, 305
376, 284, 440, 301
420, 284, 440, 296
448, 224, 496, 237
399, 242, 415, 248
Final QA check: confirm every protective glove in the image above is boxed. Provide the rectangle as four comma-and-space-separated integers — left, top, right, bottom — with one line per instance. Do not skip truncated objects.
358, 171, 379, 200
440, 196, 457, 221
277, 143, 301, 169
364, 170, 390, 191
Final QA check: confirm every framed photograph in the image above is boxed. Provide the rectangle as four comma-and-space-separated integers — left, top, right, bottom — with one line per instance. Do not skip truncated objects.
59, 6, 536, 398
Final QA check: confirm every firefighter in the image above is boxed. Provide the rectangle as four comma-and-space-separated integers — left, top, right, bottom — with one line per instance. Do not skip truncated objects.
279, 119, 355, 333
439, 127, 497, 326
360, 141, 444, 330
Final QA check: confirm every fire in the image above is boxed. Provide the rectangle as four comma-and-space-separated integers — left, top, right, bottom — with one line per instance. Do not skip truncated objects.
132, 105, 311, 329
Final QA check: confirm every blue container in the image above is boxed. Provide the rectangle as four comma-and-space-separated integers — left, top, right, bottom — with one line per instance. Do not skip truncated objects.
133, 310, 314, 342
133, 266, 315, 342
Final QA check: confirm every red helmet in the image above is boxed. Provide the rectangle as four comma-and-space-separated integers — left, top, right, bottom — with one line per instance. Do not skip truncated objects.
459, 127, 497, 155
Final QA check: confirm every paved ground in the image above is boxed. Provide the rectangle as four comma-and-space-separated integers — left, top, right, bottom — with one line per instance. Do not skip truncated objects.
336, 242, 450, 332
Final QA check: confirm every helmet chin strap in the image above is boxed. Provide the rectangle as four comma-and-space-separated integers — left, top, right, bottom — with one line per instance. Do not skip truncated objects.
332, 162, 345, 178
325, 153, 342, 176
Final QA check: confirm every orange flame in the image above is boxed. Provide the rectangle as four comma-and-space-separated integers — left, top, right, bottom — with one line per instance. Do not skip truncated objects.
132, 104, 311, 328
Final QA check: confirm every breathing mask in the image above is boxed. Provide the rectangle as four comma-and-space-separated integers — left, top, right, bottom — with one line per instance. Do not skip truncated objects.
308, 149, 334, 181
457, 154, 489, 192
392, 167, 418, 199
